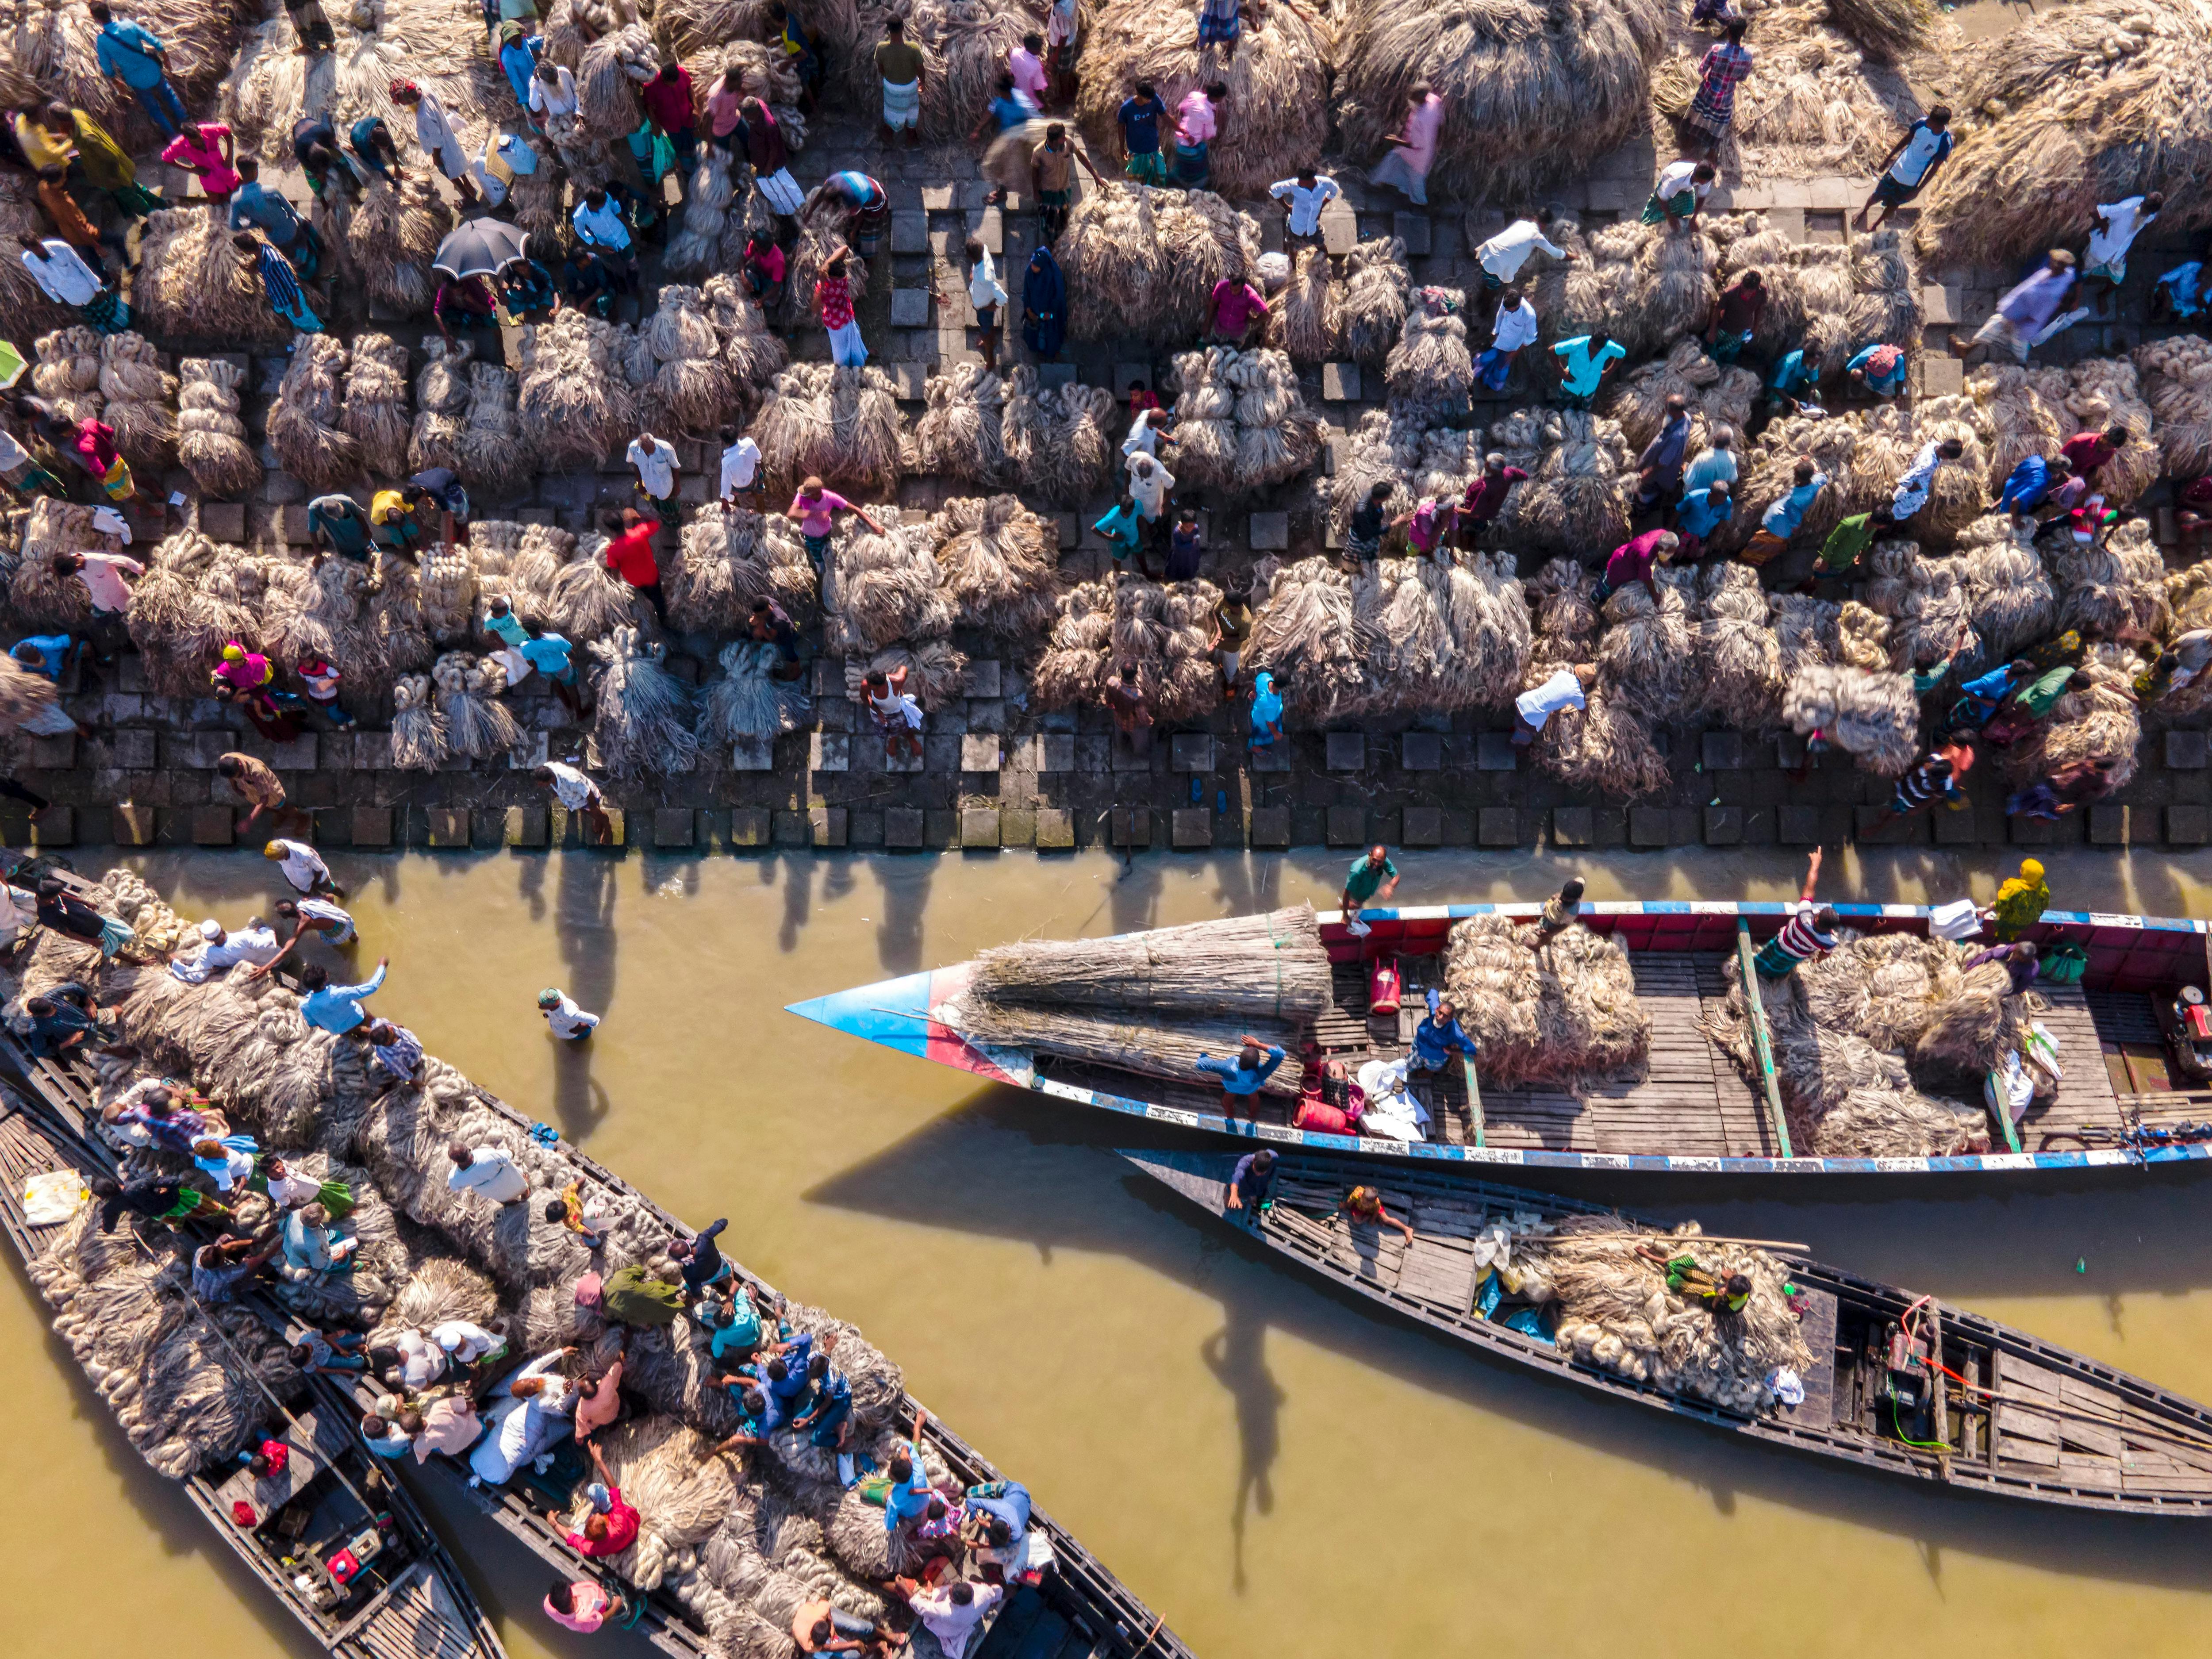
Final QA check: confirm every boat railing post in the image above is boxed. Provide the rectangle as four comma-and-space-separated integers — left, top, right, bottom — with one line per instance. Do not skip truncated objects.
1735, 921, 1793, 1160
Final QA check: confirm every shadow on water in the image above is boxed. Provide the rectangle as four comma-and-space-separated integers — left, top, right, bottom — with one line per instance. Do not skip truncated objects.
546, 852, 617, 1142
804, 1089, 2212, 1594
771, 853, 814, 954
866, 855, 936, 976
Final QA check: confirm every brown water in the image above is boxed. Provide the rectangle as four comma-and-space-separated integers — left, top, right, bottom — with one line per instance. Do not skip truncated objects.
11, 845, 2212, 1659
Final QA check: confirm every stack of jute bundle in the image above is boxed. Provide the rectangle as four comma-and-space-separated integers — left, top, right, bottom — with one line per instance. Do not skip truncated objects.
1345, 553, 1532, 715
1246, 555, 1379, 722
1442, 914, 1650, 1089
930, 494, 1061, 641
944, 905, 1330, 1092
753, 363, 903, 498
1060, 185, 1261, 342
668, 509, 818, 633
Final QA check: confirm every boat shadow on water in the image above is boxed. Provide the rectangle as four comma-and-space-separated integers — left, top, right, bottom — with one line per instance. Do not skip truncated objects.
805, 1082, 2212, 1597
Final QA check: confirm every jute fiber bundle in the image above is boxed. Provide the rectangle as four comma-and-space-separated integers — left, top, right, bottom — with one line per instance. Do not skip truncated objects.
1162, 191, 1265, 338
1826, 0, 1941, 59
2163, 562, 2212, 714
1501, 407, 1636, 553
1769, 592, 1839, 681
1912, 0, 2212, 271
1264, 243, 1341, 365
98, 336, 175, 475
1340, 237, 1410, 368
829, 0, 1042, 140
998, 368, 1118, 504
323, 170, 455, 318
1845, 226, 1923, 357
1694, 559, 1786, 728
367, 558, 435, 681
665, 150, 739, 278
338, 333, 412, 480
268, 334, 364, 493
827, 518, 953, 654
1333, 0, 1668, 201
1248, 555, 1376, 722
685, 38, 807, 124
2133, 332, 2212, 477
1164, 347, 1237, 487
1108, 572, 1225, 722
1707, 211, 1801, 342
221, 0, 508, 161
1324, 408, 1421, 541
930, 494, 1060, 639
700, 274, 790, 408
2005, 653, 2146, 790
1605, 337, 1717, 453
1525, 1216, 1815, 1413
13, 498, 105, 630
1956, 516, 2056, 661
1612, 223, 1720, 360
432, 650, 524, 758
456, 361, 531, 502
420, 545, 484, 642
1739, 412, 1859, 546
281, 553, 383, 688
177, 357, 263, 499
1076, 0, 1333, 195
1839, 598, 1896, 671
1864, 536, 1970, 669
2053, 517, 2168, 638
1966, 363, 2065, 492
1595, 569, 1697, 723
1524, 554, 1599, 668
1443, 914, 1651, 1089
1533, 678, 1671, 799
656, 0, 780, 54
409, 334, 472, 476
2037, 357, 2160, 504
0, 0, 254, 148
518, 310, 631, 468
1912, 404, 1993, 543
588, 622, 699, 776
32, 325, 101, 426
577, 18, 660, 134
703, 637, 809, 744
0, 652, 59, 733
125, 528, 235, 694
27, 1202, 303, 1479
944, 997, 1310, 1094
1782, 662, 1920, 774
545, 534, 641, 642
669, 509, 818, 632
841, 641, 971, 710
910, 362, 1008, 486
645, 284, 741, 436
391, 672, 448, 769
505, 150, 570, 242
753, 363, 903, 497
969, 905, 1331, 1023
1030, 580, 1114, 709
1385, 286, 1475, 414
1060, 184, 1167, 341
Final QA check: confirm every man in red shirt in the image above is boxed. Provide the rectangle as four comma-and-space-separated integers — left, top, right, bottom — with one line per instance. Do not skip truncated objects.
641, 61, 699, 177
1455, 453, 1528, 549
554, 1441, 640, 1558
601, 508, 668, 626
1593, 527, 1678, 607
2058, 424, 2128, 487
1209, 274, 1267, 344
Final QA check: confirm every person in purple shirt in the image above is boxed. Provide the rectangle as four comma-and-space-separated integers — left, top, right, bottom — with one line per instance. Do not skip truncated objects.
1593, 528, 1678, 607
1634, 394, 1692, 509
1956, 249, 2078, 365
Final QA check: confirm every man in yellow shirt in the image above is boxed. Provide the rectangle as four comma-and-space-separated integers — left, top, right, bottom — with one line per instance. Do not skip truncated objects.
369, 487, 420, 558
1985, 858, 2051, 943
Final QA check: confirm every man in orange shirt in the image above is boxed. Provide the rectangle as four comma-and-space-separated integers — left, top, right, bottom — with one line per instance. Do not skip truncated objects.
599, 507, 668, 626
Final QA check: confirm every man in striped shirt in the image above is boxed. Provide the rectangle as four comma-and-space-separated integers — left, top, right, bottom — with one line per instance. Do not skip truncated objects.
1752, 849, 1837, 978
1870, 748, 1967, 833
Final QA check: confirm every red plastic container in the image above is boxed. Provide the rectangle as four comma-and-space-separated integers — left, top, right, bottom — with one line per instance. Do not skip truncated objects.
1368, 957, 1402, 1017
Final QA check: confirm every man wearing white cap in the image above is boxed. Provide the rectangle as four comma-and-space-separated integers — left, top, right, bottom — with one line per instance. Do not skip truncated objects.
169, 915, 284, 983
539, 987, 601, 1039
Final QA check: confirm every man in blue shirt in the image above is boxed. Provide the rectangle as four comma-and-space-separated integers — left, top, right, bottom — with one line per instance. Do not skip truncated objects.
1673, 479, 1734, 554
91, 1, 184, 137
1950, 658, 2035, 732
228, 157, 320, 276
1116, 80, 1169, 184
1225, 1148, 1276, 1214
11, 632, 75, 679
1765, 346, 1823, 418
882, 1409, 936, 1532
1845, 342, 1908, 399
300, 956, 388, 1033
1409, 988, 1478, 1073
1999, 452, 2070, 522
1197, 1037, 1285, 1107
790, 1356, 853, 1449
520, 630, 583, 716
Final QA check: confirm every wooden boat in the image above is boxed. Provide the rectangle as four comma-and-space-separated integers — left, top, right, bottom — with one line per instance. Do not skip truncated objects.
0, 983, 1186, 1659
1128, 1146, 2212, 1514
0, 1083, 510, 1659
793, 900, 2212, 1176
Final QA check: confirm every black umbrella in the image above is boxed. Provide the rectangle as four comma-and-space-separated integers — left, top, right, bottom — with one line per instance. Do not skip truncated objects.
431, 216, 530, 280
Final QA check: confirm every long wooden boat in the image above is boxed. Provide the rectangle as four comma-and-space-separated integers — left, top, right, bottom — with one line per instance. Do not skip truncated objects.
793, 900, 2212, 1177
0, 954, 1187, 1659
0, 1082, 510, 1659
1128, 1146, 2212, 1514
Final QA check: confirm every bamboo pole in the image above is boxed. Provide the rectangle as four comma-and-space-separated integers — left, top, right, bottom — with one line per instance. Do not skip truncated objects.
1735, 921, 1794, 1158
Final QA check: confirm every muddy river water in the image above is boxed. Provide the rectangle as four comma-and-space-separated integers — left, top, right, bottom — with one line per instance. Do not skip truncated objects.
9, 845, 2212, 1658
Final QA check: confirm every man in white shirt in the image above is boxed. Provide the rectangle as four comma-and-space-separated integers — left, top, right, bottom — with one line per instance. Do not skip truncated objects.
966, 235, 1008, 371
534, 761, 611, 842
626, 432, 676, 502
263, 837, 339, 896
169, 917, 285, 983
1121, 406, 1175, 461
718, 427, 763, 506
432, 1319, 504, 1367
19, 233, 111, 319
526, 58, 579, 131
538, 987, 601, 1039
1476, 287, 1538, 392
1267, 169, 1340, 242
396, 1328, 448, 1390
1473, 211, 1573, 289
447, 1143, 530, 1206
1890, 437, 1966, 522
2084, 192, 2162, 313
1648, 158, 1715, 227
1857, 106, 1953, 232
571, 187, 632, 254
1512, 664, 1595, 746
1127, 452, 1173, 528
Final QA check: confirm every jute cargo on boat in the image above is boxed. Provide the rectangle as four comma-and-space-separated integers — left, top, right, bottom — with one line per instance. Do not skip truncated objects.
1129, 1147, 2212, 1514
793, 899, 2212, 1176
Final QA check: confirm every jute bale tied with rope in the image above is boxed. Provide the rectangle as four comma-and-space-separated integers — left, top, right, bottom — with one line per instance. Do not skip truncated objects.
1443, 914, 1650, 1090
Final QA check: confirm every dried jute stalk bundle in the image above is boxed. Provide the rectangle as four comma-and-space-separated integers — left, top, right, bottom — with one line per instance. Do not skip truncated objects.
827, 519, 954, 656
320, 171, 454, 319
669, 510, 818, 633
97, 333, 177, 475
1333, 0, 1669, 202
134, 206, 292, 345
753, 363, 903, 499
459, 362, 533, 504
1247, 555, 1378, 723
410, 335, 474, 477
1075, 0, 1334, 196
703, 637, 810, 745
391, 673, 448, 771
929, 495, 1061, 641
588, 623, 700, 777
518, 310, 632, 469
177, 357, 262, 501
1442, 914, 1651, 1090
432, 651, 525, 759
1782, 662, 1921, 776
339, 333, 413, 481
268, 334, 363, 493
909, 362, 1008, 488
1340, 237, 1409, 368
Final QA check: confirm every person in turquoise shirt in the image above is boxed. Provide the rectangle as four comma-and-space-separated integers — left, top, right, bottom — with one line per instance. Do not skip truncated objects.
1767, 346, 1823, 417
1674, 480, 1734, 551
1552, 331, 1625, 406
91, 2, 184, 137
1340, 844, 1397, 934
1093, 497, 1142, 562
1197, 1038, 1285, 1099
1846, 342, 1909, 399
300, 957, 388, 1033
1248, 668, 1283, 748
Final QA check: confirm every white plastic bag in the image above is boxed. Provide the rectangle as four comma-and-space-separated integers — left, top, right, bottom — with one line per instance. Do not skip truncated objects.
1929, 899, 1981, 941
23, 1169, 86, 1225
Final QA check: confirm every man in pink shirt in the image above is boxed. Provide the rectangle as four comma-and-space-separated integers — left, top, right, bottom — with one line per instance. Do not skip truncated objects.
1210, 274, 1267, 344
1173, 81, 1225, 188
53, 548, 142, 663
787, 475, 887, 566
1009, 31, 1048, 105
1593, 528, 1678, 607
544, 1578, 629, 1634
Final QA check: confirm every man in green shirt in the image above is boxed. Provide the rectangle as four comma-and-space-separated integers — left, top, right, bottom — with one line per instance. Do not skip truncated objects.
1340, 844, 1398, 937
1813, 506, 1895, 577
